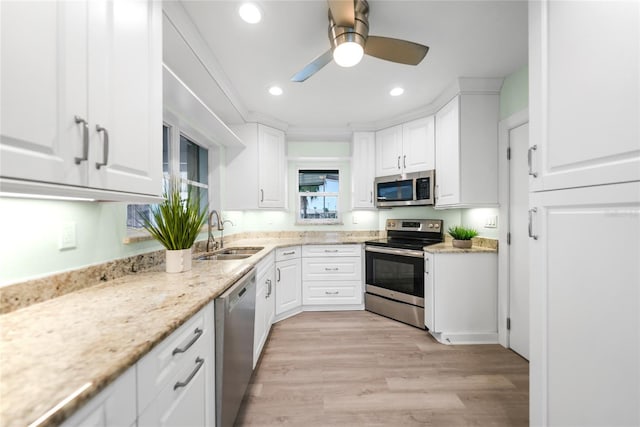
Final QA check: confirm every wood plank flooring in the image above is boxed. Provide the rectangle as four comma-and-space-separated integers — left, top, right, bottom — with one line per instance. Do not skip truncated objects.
236, 311, 528, 426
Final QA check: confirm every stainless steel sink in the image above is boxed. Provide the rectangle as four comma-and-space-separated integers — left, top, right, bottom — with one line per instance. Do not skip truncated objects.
217, 247, 263, 255
197, 246, 264, 261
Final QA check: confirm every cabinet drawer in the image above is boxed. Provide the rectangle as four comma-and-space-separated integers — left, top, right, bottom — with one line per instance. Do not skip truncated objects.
302, 257, 362, 281
276, 246, 300, 261
303, 281, 363, 305
137, 302, 214, 414
301, 244, 361, 257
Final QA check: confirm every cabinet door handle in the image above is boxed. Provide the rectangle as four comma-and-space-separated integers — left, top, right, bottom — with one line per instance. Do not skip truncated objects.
74, 116, 89, 164
95, 125, 109, 169
174, 357, 204, 391
260, 189, 264, 202
370, 190, 373, 203
324, 267, 339, 271
276, 267, 281, 282
172, 328, 203, 356
435, 184, 439, 201
325, 291, 339, 295
403, 155, 406, 169
267, 279, 272, 297
528, 208, 538, 240
397, 156, 401, 169
527, 145, 538, 178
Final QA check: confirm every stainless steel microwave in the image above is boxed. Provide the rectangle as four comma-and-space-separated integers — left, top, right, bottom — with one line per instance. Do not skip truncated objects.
374, 170, 435, 207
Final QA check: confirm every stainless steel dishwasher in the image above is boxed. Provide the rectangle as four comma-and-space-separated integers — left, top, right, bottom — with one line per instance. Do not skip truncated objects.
215, 268, 256, 427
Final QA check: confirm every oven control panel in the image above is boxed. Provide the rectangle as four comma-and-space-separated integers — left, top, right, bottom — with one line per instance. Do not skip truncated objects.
385, 219, 442, 232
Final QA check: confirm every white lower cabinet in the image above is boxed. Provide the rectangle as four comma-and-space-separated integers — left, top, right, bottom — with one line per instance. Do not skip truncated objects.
302, 245, 363, 307
61, 365, 137, 427
529, 182, 640, 427
424, 251, 498, 344
275, 246, 302, 316
254, 252, 276, 368
137, 302, 215, 427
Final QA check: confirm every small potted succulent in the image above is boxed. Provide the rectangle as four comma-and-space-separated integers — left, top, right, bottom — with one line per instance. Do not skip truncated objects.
141, 184, 208, 273
448, 226, 478, 249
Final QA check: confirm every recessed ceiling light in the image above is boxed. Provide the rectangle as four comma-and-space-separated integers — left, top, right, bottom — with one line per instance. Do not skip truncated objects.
268, 86, 283, 96
390, 87, 404, 97
239, 3, 262, 24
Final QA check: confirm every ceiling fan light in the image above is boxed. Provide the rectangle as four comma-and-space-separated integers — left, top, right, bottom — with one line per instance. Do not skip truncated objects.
239, 3, 262, 24
268, 85, 283, 96
333, 41, 364, 68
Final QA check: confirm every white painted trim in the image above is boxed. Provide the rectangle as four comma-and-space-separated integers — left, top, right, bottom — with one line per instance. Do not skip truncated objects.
429, 331, 499, 345
497, 108, 529, 348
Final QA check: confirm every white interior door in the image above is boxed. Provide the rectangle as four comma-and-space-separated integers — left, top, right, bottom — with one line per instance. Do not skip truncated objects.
508, 122, 529, 359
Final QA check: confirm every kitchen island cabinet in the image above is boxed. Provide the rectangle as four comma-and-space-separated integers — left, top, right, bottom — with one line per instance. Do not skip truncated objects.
0, 0, 163, 200
424, 250, 498, 344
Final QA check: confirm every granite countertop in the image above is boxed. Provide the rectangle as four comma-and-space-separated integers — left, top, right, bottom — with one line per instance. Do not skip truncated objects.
0, 237, 368, 427
424, 242, 498, 254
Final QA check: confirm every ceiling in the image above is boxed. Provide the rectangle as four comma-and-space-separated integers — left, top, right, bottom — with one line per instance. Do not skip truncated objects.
177, 0, 528, 132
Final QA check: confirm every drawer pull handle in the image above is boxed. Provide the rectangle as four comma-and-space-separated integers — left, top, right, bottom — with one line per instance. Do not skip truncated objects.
324, 267, 339, 271
172, 328, 203, 356
325, 291, 339, 295
283, 251, 295, 255
174, 357, 204, 391
324, 249, 339, 253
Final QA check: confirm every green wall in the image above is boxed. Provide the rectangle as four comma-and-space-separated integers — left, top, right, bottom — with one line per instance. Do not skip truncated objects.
499, 65, 529, 119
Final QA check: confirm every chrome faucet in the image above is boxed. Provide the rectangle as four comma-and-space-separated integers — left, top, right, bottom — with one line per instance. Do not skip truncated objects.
207, 210, 235, 251
207, 210, 222, 252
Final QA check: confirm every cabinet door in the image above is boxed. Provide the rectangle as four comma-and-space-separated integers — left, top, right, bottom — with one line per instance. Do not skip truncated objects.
351, 132, 376, 208
434, 96, 460, 206
258, 124, 286, 208
275, 258, 301, 315
375, 125, 403, 177
402, 116, 435, 173
253, 276, 267, 368
0, 1, 88, 187
529, 182, 640, 427
87, 0, 162, 196
529, 0, 640, 191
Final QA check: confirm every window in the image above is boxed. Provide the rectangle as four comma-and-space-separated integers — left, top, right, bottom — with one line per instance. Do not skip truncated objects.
127, 124, 209, 229
297, 169, 340, 224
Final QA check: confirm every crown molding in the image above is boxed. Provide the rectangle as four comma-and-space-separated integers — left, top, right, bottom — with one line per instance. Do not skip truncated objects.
285, 127, 352, 142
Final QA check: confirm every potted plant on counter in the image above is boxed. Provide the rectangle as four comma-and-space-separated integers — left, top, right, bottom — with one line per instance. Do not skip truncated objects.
141, 185, 208, 273
448, 226, 478, 249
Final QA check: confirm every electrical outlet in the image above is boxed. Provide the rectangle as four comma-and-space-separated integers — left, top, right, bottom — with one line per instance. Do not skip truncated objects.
59, 222, 77, 250
484, 215, 498, 228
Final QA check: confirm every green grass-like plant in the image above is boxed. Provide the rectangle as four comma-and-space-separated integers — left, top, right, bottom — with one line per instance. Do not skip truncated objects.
141, 185, 208, 250
448, 225, 479, 241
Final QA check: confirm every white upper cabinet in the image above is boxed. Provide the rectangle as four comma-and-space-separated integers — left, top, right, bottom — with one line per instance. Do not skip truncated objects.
226, 123, 286, 210
375, 116, 434, 177
0, 0, 162, 199
529, 0, 640, 192
434, 93, 499, 208
258, 124, 286, 208
351, 132, 376, 209
402, 116, 435, 173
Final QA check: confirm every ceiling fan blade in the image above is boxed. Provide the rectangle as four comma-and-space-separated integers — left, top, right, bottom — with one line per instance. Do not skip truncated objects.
328, 0, 355, 27
291, 49, 334, 82
364, 35, 429, 66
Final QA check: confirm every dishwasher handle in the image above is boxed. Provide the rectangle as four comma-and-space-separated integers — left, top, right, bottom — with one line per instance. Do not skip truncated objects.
218, 268, 256, 313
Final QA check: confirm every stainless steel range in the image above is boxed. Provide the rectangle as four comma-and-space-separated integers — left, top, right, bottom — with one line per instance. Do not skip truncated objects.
364, 219, 443, 328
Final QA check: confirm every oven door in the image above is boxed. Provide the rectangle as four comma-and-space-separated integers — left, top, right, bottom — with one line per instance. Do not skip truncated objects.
365, 246, 425, 306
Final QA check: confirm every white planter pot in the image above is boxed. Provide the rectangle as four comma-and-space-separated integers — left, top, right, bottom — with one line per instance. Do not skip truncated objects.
165, 248, 192, 273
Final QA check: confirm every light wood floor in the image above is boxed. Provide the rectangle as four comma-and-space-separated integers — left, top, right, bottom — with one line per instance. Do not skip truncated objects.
236, 311, 529, 426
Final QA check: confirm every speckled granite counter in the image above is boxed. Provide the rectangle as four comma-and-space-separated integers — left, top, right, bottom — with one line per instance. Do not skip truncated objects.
424, 236, 499, 254
0, 236, 371, 427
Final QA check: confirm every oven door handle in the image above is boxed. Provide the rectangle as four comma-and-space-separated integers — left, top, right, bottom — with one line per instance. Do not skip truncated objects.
365, 245, 425, 258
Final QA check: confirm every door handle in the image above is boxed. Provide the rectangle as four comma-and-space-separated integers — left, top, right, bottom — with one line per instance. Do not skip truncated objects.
397, 156, 401, 169
95, 125, 109, 169
174, 357, 204, 390
276, 267, 281, 282
74, 116, 89, 164
260, 189, 264, 202
370, 190, 373, 203
528, 208, 538, 240
528, 145, 538, 178
403, 155, 406, 169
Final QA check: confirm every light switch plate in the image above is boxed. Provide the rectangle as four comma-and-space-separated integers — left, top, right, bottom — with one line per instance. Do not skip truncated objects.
59, 221, 77, 250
